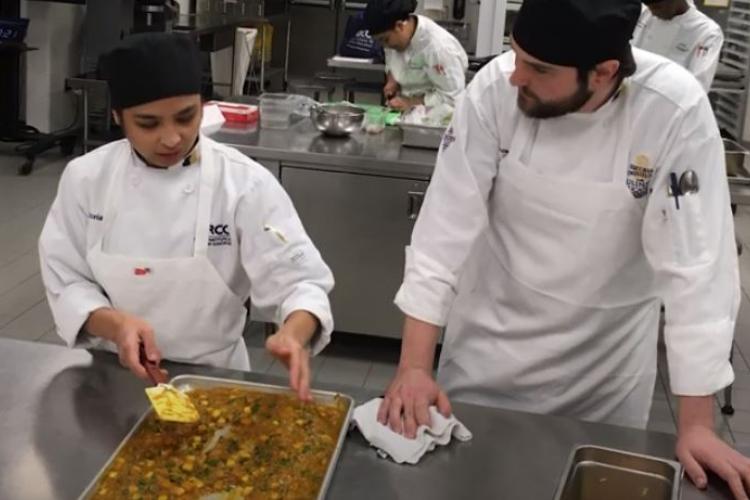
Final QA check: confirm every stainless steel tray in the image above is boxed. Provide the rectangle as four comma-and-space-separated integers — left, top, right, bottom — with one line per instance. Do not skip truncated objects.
400, 123, 447, 150
78, 375, 355, 500
552, 445, 682, 500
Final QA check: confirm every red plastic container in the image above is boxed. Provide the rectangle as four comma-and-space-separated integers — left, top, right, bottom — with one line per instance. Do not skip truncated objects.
207, 101, 259, 124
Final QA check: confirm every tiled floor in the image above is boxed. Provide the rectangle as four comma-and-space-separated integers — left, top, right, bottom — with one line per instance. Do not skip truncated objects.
2, 145, 750, 442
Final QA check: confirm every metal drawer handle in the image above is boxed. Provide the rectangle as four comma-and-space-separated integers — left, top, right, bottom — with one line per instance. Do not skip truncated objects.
407, 191, 425, 220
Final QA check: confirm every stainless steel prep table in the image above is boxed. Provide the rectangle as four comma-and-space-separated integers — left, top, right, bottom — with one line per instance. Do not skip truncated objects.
211, 119, 436, 180
0, 338, 737, 500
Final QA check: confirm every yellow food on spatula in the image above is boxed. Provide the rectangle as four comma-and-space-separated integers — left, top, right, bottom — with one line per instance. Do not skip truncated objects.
145, 384, 200, 423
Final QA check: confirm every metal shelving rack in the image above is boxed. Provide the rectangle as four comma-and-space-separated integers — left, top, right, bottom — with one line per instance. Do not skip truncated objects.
711, 0, 750, 144
502, 0, 522, 52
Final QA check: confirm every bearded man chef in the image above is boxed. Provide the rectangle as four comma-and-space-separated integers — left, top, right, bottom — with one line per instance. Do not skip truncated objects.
378, 0, 750, 496
632, 0, 724, 92
362, 0, 468, 112
38, 33, 334, 401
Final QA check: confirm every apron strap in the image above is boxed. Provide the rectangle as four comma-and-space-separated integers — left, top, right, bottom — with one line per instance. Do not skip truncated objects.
99, 145, 134, 247
193, 138, 216, 257
611, 84, 633, 185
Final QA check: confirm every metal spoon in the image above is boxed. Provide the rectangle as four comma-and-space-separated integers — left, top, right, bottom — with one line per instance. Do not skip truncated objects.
679, 170, 700, 196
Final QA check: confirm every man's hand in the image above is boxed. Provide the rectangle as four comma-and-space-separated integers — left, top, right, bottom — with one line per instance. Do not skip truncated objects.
85, 307, 166, 382
264, 310, 320, 402
677, 425, 750, 499
677, 395, 750, 499
377, 366, 452, 439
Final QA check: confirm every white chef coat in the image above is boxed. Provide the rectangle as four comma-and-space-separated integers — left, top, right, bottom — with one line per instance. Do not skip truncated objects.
384, 15, 468, 108
39, 136, 334, 369
394, 48, 739, 429
632, 5, 724, 91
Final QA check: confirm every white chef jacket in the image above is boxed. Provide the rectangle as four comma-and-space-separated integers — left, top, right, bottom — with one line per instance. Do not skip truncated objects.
39, 136, 334, 364
632, 5, 724, 91
384, 15, 469, 108
394, 48, 739, 428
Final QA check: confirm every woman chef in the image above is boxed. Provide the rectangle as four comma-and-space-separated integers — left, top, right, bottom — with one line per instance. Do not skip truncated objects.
39, 33, 334, 400
363, 0, 468, 112
379, 0, 750, 497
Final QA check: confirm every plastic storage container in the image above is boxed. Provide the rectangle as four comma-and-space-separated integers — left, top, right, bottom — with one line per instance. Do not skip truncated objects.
363, 107, 387, 134
260, 93, 302, 130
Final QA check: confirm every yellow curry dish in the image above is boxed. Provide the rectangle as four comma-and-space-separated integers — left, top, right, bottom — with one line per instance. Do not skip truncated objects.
90, 387, 350, 500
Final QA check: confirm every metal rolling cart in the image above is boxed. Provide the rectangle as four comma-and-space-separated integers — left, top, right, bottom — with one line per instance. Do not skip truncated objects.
711, 0, 750, 143
63, 76, 110, 154
724, 140, 750, 415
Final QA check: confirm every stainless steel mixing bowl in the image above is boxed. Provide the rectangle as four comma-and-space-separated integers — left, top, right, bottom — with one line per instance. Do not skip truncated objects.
310, 103, 366, 137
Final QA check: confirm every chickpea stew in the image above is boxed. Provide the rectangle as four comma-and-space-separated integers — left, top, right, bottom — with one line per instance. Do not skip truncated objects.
87, 384, 351, 500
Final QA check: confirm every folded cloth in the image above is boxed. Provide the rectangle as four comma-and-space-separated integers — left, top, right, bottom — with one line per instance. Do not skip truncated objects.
352, 397, 472, 464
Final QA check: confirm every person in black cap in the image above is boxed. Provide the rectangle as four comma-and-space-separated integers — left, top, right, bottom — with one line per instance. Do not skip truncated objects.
39, 33, 335, 402
633, 0, 724, 91
363, 0, 468, 111
377, 0, 749, 494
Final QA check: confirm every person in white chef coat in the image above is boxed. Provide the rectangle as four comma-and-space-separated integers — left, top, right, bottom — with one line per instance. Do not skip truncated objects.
378, 0, 750, 496
38, 33, 334, 400
632, 0, 724, 91
362, 0, 468, 112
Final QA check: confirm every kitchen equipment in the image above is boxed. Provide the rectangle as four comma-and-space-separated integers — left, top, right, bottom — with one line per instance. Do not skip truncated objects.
553, 445, 682, 500
363, 107, 387, 134
310, 102, 366, 137
400, 123, 447, 150
209, 101, 259, 123
259, 93, 315, 130
139, 345, 200, 423
260, 93, 297, 129
679, 170, 700, 195
725, 138, 750, 185
78, 375, 355, 500
133, 0, 179, 32
453, 0, 466, 20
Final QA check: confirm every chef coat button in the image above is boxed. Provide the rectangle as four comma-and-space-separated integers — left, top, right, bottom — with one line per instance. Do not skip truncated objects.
183, 184, 195, 194
130, 175, 141, 187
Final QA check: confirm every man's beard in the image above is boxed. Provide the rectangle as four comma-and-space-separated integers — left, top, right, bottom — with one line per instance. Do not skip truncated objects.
517, 79, 593, 119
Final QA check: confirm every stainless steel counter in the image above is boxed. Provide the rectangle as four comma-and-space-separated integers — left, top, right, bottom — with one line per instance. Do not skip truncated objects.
213, 122, 750, 206
0, 338, 735, 499
211, 120, 437, 180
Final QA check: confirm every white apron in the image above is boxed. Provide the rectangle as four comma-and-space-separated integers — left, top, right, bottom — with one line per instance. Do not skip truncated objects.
87, 142, 251, 371
437, 93, 660, 429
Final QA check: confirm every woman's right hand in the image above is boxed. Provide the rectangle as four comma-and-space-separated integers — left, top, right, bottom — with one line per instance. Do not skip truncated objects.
85, 307, 166, 382
377, 366, 452, 439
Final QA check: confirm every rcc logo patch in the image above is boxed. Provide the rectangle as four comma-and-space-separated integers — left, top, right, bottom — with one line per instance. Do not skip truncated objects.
209, 224, 232, 246
210, 224, 229, 236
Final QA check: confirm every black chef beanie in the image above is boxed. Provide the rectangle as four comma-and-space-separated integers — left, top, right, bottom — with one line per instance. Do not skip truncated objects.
512, 0, 641, 69
99, 32, 202, 110
364, 0, 417, 35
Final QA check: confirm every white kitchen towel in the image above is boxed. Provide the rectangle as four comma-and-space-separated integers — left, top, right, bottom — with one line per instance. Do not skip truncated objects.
352, 397, 472, 464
